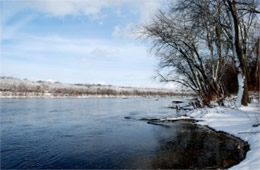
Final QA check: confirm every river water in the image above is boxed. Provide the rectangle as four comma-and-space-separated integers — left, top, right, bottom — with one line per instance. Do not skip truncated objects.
0, 97, 248, 169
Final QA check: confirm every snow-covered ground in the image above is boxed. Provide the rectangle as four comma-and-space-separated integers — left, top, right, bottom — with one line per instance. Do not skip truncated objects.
182, 98, 260, 169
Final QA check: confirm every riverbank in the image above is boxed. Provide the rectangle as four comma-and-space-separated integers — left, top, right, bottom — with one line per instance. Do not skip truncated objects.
0, 92, 188, 99
0, 94, 152, 99
0, 91, 192, 99
0, 77, 188, 98
183, 99, 260, 169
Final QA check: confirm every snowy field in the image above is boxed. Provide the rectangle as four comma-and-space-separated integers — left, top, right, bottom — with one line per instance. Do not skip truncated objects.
183, 98, 260, 169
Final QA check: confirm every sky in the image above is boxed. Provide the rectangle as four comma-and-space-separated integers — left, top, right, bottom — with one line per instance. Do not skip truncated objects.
0, 0, 175, 88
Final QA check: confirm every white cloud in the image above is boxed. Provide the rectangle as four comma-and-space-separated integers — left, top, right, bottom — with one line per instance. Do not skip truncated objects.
2, 34, 156, 71
112, 23, 137, 39
90, 48, 117, 57
2, 0, 163, 20
115, 9, 122, 16
1, 0, 164, 41
138, 0, 162, 24
0, 15, 35, 41
25, 0, 104, 17
2, 34, 152, 60
0, 0, 169, 87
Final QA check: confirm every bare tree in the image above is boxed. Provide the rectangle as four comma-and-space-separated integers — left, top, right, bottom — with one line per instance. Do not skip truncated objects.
142, 0, 225, 105
142, 0, 259, 106
223, 0, 259, 106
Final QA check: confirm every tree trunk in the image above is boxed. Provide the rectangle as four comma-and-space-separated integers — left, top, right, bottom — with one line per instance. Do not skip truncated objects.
255, 38, 260, 87
227, 0, 248, 106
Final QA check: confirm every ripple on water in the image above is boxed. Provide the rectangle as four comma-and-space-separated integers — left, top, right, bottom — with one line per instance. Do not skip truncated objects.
1, 98, 249, 169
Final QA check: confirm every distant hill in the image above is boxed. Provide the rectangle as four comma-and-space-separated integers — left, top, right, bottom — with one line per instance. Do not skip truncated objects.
0, 77, 189, 98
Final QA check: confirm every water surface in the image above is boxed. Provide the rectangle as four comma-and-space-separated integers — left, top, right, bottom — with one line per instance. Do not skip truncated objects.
0, 98, 248, 169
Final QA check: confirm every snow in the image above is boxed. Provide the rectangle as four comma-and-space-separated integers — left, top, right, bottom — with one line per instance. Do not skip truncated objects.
0, 77, 181, 97
166, 116, 193, 120
236, 73, 245, 107
184, 99, 260, 169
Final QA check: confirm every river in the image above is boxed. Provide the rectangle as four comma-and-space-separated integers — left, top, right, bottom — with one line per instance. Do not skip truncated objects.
0, 97, 248, 169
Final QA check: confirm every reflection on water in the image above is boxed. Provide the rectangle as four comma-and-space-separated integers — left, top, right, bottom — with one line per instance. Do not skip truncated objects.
0, 98, 248, 169
149, 121, 249, 169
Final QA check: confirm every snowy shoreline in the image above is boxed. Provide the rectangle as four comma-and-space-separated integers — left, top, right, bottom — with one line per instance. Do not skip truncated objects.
180, 100, 260, 169
0, 95, 177, 99
0, 95, 141, 99
0, 77, 188, 98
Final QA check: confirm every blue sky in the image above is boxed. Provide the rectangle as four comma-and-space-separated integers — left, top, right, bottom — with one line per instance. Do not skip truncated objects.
0, 0, 175, 88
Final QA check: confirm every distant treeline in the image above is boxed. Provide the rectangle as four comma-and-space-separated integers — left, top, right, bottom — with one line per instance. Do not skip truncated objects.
0, 77, 188, 97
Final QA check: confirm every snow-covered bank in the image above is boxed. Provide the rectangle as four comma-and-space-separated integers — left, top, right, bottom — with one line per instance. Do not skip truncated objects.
184, 99, 260, 169
0, 93, 155, 99
0, 77, 189, 98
